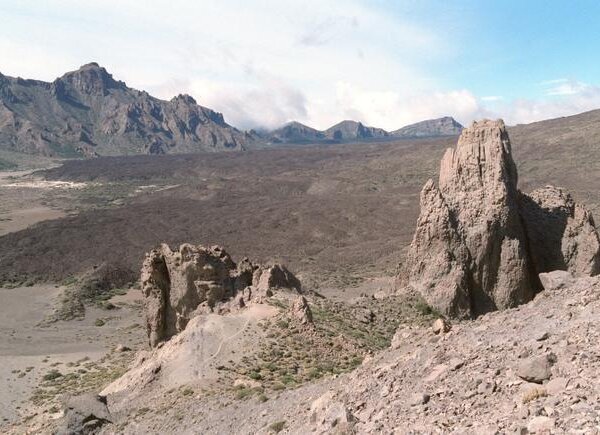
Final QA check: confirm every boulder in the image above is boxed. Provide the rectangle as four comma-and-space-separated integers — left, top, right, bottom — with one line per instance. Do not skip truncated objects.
432, 318, 451, 334
519, 186, 600, 277
56, 394, 111, 435
538, 270, 575, 291
253, 264, 302, 295
517, 355, 554, 384
527, 416, 555, 433
309, 391, 355, 434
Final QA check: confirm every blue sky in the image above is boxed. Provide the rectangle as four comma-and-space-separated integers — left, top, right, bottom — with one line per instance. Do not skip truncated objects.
1, 0, 600, 130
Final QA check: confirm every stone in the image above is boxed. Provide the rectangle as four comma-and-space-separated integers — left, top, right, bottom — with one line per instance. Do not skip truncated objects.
56, 394, 111, 435
432, 318, 451, 334
517, 355, 553, 384
114, 344, 131, 352
538, 270, 575, 291
527, 416, 555, 433
409, 392, 430, 406
519, 186, 600, 277
309, 391, 355, 433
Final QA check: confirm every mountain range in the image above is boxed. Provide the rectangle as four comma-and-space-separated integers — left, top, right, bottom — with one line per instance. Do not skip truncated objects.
0, 63, 464, 158
258, 117, 463, 145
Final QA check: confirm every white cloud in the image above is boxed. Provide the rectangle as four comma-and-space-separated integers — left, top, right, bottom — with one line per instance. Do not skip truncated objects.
481, 96, 503, 102
0, 0, 450, 130
542, 79, 588, 96
1, 1, 600, 131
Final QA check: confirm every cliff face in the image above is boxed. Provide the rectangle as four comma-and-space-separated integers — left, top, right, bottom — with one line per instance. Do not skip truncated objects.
0, 63, 252, 157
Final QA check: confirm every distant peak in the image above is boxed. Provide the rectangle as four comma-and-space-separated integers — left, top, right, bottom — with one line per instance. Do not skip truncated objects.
58, 62, 124, 95
80, 62, 101, 69
171, 94, 197, 105
392, 116, 464, 138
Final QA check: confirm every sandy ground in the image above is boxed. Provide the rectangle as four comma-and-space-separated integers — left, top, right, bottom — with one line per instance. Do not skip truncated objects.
320, 276, 395, 301
0, 285, 145, 425
0, 169, 72, 236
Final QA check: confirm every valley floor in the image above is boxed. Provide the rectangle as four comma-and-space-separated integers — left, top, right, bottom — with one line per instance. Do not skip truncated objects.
0, 285, 145, 430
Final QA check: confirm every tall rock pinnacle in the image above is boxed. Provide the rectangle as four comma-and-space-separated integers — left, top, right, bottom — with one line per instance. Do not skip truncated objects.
399, 119, 600, 318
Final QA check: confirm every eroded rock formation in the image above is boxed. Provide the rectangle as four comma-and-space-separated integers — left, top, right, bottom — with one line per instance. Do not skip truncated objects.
520, 186, 600, 277
400, 120, 600, 318
141, 243, 301, 346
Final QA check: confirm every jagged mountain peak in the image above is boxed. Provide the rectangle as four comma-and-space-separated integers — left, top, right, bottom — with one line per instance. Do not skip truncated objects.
56, 62, 125, 95
0, 63, 251, 157
170, 94, 198, 105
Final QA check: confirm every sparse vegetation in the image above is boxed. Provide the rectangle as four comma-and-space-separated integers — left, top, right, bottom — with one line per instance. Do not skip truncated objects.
522, 387, 548, 403
42, 370, 63, 381
268, 420, 286, 433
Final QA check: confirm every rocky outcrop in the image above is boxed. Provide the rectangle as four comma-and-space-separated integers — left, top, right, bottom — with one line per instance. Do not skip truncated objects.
400, 119, 600, 318
141, 243, 301, 347
400, 120, 535, 317
291, 295, 313, 326
519, 186, 600, 276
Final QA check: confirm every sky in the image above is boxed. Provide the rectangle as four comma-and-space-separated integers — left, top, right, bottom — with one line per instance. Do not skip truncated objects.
1, 0, 600, 130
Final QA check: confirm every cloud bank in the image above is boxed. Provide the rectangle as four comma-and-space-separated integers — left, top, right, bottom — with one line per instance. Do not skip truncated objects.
1, 1, 599, 131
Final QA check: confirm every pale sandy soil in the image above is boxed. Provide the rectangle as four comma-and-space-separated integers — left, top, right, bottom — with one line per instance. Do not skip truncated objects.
319, 276, 395, 301
0, 169, 71, 236
0, 285, 145, 426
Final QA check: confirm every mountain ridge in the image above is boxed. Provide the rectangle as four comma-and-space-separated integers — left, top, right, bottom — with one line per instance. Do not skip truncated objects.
0, 62, 467, 156
0, 63, 253, 157
260, 116, 463, 145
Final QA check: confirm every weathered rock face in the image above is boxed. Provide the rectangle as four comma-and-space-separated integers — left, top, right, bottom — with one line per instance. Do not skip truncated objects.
400, 119, 600, 318
519, 186, 600, 277
141, 243, 301, 347
401, 120, 535, 317
400, 179, 472, 318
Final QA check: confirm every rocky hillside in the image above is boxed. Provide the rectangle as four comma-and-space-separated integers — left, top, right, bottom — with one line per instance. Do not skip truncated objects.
40, 264, 600, 434
392, 116, 463, 138
0, 63, 253, 157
